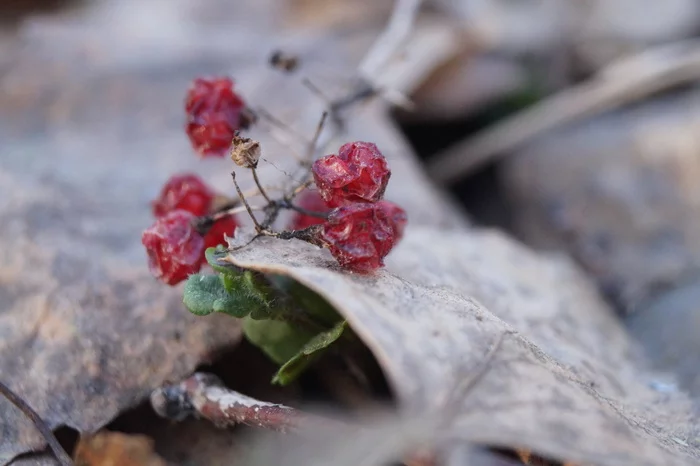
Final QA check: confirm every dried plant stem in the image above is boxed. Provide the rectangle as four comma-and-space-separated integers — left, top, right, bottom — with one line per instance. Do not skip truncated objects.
301, 78, 333, 106
150, 373, 345, 433
211, 204, 265, 221
231, 171, 264, 232
305, 110, 329, 163
251, 168, 272, 203
359, 0, 423, 79
329, 82, 377, 116
0, 381, 73, 466
427, 39, 700, 182
293, 178, 314, 196
255, 107, 310, 146
253, 107, 311, 163
283, 202, 329, 219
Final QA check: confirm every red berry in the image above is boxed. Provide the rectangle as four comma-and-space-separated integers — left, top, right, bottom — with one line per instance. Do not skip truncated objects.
185, 77, 249, 158
288, 190, 331, 230
376, 200, 407, 241
321, 202, 405, 272
203, 215, 239, 249
141, 210, 205, 285
312, 141, 391, 207
152, 173, 215, 218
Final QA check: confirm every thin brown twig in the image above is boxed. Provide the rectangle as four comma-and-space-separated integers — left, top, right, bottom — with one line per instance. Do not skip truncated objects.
255, 107, 310, 146
212, 204, 265, 220
301, 78, 333, 106
358, 0, 423, 79
329, 82, 377, 117
251, 110, 329, 234
251, 168, 272, 203
427, 39, 700, 183
231, 171, 264, 232
253, 108, 307, 162
306, 111, 329, 163
150, 373, 346, 433
283, 202, 329, 219
293, 178, 314, 196
0, 381, 74, 466
228, 233, 263, 252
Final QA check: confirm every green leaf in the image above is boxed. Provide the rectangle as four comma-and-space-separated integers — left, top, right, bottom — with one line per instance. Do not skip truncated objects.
268, 275, 342, 327
272, 320, 347, 385
182, 273, 268, 318
205, 247, 239, 273
242, 317, 315, 365
219, 272, 237, 293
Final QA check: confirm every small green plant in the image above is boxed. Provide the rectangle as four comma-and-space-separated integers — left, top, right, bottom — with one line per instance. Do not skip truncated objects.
139, 69, 406, 383
182, 247, 346, 384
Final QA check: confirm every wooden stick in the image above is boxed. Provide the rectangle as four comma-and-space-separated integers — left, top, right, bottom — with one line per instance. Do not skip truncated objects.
428, 40, 700, 183
150, 373, 345, 433
0, 381, 73, 466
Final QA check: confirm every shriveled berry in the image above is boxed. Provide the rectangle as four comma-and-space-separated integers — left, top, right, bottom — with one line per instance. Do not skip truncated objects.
288, 190, 331, 230
203, 215, 239, 250
312, 141, 390, 207
376, 200, 407, 241
321, 202, 404, 272
142, 210, 205, 285
185, 77, 250, 158
152, 173, 215, 218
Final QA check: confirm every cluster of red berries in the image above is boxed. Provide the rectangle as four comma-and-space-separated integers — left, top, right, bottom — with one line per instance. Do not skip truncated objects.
142, 174, 239, 285
185, 77, 252, 157
307, 142, 406, 272
141, 76, 407, 285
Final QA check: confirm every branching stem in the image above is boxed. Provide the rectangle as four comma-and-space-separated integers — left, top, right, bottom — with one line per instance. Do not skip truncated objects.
0, 381, 73, 466
151, 373, 345, 432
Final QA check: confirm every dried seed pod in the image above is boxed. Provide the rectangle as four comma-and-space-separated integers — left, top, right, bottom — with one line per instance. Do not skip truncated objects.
269, 50, 300, 73
230, 134, 261, 168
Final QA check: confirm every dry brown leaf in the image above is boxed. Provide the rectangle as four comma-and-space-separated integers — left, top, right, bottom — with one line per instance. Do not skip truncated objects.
6, 2, 697, 466
0, 0, 452, 463
502, 89, 700, 396
0, 2, 268, 462
0, 44, 244, 462
503, 89, 700, 310
220, 225, 699, 465
8, 454, 58, 466
73, 432, 166, 466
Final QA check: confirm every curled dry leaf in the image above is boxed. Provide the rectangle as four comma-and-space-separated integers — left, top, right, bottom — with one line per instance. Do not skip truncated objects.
503, 89, 700, 311
0, 123, 242, 463
502, 89, 700, 396
222, 226, 700, 466
230, 135, 262, 169
0, 2, 262, 463
0, 0, 451, 463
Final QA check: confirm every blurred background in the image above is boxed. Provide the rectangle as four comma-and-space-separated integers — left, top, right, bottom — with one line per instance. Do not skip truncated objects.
3, 0, 700, 464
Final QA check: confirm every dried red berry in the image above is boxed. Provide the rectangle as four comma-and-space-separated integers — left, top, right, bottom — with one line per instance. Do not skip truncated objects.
321, 202, 405, 272
376, 200, 407, 241
288, 190, 331, 230
152, 173, 215, 218
203, 215, 239, 250
312, 141, 391, 207
141, 210, 205, 285
185, 77, 250, 158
